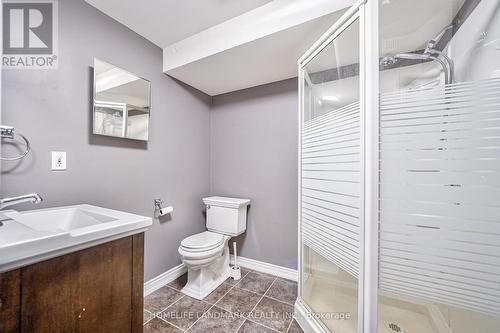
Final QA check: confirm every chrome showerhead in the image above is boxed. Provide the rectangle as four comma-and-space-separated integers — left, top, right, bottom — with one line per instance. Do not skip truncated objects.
425, 24, 454, 53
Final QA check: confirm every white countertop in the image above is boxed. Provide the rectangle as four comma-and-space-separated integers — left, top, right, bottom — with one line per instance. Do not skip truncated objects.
0, 204, 152, 273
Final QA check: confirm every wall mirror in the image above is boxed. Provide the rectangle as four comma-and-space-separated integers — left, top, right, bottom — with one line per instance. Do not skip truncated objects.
93, 58, 151, 141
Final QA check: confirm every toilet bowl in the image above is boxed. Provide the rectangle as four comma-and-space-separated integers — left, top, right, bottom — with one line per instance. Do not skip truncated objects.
178, 231, 232, 299
178, 196, 250, 300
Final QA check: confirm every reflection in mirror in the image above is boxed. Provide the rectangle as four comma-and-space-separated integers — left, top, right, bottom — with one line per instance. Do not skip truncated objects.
93, 59, 151, 141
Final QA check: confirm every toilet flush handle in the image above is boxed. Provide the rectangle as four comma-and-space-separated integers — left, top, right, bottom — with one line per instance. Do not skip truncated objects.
206, 205, 211, 209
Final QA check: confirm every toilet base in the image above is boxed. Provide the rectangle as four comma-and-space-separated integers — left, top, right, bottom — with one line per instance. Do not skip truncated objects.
182, 266, 230, 300
181, 245, 231, 300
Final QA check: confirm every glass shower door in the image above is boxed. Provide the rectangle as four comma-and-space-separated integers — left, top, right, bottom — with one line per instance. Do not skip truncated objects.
298, 13, 362, 333
298, 1, 500, 332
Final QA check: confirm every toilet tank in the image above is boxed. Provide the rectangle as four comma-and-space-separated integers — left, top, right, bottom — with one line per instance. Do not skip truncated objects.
203, 196, 250, 236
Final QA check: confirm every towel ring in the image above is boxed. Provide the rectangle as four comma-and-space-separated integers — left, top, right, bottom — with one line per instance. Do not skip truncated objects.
0, 126, 31, 161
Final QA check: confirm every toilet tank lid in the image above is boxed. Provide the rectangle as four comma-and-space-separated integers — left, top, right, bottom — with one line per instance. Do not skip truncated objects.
203, 196, 250, 208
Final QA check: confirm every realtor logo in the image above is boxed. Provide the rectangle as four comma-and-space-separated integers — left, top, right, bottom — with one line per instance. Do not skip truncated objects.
2, 0, 58, 69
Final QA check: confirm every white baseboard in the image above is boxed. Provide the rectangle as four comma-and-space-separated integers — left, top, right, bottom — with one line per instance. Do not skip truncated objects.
144, 256, 298, 296
144, 263, 187, 296
230, 255, 298, 282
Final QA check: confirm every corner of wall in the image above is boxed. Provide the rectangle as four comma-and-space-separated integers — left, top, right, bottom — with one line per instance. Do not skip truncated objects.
208, 94, 215, 196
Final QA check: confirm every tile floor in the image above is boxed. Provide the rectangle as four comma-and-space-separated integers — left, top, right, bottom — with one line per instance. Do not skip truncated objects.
143, 268, 304, 333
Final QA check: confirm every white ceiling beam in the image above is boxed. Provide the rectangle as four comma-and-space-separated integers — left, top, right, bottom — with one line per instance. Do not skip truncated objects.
163, 0, 354, 73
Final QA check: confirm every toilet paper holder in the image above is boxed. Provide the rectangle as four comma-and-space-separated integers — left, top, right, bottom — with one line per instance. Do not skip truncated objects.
154, 198, 173, 216
154, 198, 164, 209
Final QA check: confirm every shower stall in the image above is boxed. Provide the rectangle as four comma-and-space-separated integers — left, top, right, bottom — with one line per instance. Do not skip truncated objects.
296, 0, 500, 332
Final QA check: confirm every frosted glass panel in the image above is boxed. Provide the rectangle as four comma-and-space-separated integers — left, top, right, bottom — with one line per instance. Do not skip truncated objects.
302, 99, 361, 278
300, 17, 360, 332
379, 78, 500, 317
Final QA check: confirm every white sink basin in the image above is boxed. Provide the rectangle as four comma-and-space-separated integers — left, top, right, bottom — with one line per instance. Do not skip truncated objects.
0, 204, 152, 272
7, 207, 118, 232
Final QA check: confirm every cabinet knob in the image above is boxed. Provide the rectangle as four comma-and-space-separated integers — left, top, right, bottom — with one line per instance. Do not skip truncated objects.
78, 307, 86, 319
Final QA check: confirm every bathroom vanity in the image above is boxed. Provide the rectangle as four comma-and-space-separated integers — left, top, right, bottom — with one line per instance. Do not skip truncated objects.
0, 205, 151, 333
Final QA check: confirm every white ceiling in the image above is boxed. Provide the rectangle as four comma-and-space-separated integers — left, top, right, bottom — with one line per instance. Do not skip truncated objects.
85, 0, 273, 47
86, 0, 466, 96
166, 12, 345, 96
161, 0, 354, 95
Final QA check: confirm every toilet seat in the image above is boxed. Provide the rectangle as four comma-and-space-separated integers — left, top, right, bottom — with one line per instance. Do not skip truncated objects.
178, 231, 230, 269
180, 231, 224, 252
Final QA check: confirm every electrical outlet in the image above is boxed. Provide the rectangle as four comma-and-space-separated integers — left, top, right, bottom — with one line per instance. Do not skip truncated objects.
51, 151, 66, 170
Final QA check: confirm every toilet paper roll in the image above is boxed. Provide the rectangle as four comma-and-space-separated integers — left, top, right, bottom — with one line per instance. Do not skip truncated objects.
159, 206, 173, 216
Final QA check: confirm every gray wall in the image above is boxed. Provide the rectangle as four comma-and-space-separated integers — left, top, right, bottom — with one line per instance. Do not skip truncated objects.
211, 78, 298, 269
1, 0, 300, 279
0, 0, 211, 281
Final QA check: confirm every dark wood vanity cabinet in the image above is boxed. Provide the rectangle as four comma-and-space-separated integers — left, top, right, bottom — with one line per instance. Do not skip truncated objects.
0, 233, 144, 333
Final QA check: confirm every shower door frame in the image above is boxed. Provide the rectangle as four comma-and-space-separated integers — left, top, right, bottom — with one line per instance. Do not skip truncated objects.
295, 0, 379, 332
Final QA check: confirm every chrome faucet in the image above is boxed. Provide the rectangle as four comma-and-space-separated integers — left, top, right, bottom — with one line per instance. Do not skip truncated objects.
0, 193, 43, 210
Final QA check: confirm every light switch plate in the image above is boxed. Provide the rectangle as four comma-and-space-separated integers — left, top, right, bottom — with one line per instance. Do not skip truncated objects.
51, 151, 66, 170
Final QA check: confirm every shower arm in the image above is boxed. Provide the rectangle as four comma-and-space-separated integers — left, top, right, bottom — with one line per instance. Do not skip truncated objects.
426, 49, 453, 84
393, 52, 451, 85
383, 24, 455, 85
428, 55, 451, 85
425, 24, 455, 84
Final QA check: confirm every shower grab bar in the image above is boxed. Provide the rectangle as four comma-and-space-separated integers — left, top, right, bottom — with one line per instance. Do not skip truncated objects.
0, 125, 31, 161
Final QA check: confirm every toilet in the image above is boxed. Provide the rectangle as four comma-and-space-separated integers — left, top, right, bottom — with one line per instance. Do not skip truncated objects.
178, 196, 250, 300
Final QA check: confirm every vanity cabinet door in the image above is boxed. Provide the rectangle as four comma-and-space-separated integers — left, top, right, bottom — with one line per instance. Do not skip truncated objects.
20, 236, 137, 333
77, 236, 134, 333
0, 269, 21, 333
21, 251, 80, 333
